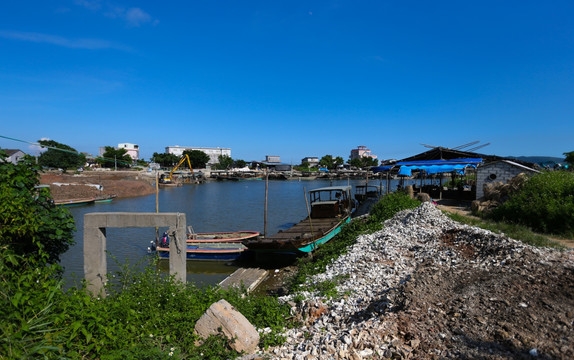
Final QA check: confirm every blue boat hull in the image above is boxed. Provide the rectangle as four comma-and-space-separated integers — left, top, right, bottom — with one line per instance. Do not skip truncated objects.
155, 243, 246, 261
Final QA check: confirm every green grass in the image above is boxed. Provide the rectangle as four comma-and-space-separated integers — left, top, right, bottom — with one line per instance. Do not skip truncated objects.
1, 251, 293, 360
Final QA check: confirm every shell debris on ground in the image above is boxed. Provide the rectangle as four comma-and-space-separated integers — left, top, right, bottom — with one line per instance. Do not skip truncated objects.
252, 202, 573, 359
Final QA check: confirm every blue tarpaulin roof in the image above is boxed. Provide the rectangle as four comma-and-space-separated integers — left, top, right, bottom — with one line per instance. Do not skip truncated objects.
372, 158, 483, 175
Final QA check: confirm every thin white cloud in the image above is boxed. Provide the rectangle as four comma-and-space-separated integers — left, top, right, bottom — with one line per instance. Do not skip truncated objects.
76, 1, 158, 27
74, 0, 102, 11
30, 137, 50, 154
125, 8, 153, 27
0, 30, 130, 51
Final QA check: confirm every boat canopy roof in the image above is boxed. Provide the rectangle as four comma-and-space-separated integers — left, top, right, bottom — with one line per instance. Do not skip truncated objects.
310, 185, 352, 193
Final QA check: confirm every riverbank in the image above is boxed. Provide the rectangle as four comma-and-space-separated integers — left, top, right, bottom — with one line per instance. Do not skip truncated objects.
249, 202, 574, 359
40, 170, 156, 201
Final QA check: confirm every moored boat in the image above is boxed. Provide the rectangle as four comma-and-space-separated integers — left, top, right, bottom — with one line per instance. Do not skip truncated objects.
150, 230, 259, 261
154, 242, 247, 261
242, 185, 354, 254
187, 230, 260, 243
54, 198, 96, 207
94, 194, 117, 203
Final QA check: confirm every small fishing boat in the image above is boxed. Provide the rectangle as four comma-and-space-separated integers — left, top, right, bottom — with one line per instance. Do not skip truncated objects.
187, 230, 260, 243
94, 194, 117, 203
54, 198, 96, 207
154, 242, 248, 261
150, 230, 259, 261
242, 185, 354, 254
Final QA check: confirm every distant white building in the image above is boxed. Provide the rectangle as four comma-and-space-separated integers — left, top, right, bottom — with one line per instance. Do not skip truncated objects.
165, 146, 231, 165
350, 145, 377, 161
118, 143, 139, 161
265, 155, 281, 163
301, 156, 319, 167
99, 143, 139, 162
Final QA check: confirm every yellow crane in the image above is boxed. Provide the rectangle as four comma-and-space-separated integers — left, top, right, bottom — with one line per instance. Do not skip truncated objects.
159, 154, 194, 184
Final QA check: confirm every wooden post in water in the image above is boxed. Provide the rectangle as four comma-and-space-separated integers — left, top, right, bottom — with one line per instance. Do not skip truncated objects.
264, 170, 269, 238
155, 171, 159, 245
304, 187, 314, 241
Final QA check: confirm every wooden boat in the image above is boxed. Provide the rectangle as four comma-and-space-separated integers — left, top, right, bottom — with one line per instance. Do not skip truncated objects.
187, 230, 260, 243
242, 186, 354, 254
155, 242, 247, 261
94, 194, 117, 203
54, 198, 96, 207
150, 230, 259, 261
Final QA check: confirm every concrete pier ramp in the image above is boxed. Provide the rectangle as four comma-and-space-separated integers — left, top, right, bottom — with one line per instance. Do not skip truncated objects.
219, 268, 268, 294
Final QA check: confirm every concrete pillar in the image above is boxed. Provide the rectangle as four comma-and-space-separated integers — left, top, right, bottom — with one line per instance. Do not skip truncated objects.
83, 226, 107, 298
84, 212, 187, 297
168, 215, 187, 283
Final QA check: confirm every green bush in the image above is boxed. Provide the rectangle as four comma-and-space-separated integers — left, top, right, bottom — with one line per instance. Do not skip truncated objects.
1, 251, 292, 359
489, 171, 574, 236
50, 259, 292, 359
0, 152, 76, 265
368, 191, 421, 224
0, 248, 67, 359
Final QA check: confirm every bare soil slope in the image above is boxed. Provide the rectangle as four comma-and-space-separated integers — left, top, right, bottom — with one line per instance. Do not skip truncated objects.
40, 171, 156, 201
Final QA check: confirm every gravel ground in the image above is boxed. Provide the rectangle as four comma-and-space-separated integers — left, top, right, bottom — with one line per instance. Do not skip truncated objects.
253, 202, 574, 359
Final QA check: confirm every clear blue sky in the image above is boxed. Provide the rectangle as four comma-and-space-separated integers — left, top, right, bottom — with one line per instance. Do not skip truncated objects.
1, 1, 573, 163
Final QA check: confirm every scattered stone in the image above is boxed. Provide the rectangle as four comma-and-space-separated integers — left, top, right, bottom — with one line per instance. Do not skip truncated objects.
255, 202, 574, 359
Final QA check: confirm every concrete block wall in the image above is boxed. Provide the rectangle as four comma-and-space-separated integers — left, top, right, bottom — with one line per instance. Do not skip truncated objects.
476, 161, 536, 199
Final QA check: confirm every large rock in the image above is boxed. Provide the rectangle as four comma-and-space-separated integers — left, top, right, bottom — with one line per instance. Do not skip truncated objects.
194, 299, 260, 354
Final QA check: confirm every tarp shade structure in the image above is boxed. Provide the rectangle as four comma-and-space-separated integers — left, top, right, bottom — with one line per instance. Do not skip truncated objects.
372, 158, 483, 176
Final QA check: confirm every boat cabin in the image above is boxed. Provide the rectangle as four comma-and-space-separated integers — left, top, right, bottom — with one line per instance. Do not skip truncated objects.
309, 186, 353, 219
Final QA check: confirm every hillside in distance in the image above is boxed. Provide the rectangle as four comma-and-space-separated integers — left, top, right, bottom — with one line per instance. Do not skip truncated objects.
507, 156, 565, 166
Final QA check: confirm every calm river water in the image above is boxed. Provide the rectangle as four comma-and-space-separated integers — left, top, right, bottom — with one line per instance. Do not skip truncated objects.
60, 177, 399, 288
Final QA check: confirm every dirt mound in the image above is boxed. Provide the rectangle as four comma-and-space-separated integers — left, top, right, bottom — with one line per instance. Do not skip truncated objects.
265, 203, 574, 359
396, 237, 574, 358
40, 171, 156, 201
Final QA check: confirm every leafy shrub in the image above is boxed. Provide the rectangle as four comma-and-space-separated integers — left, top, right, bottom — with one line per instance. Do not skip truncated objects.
0, 248, 67, 359
368, 191, 421, 224
489, 171, 574, 236
0, 152, 76, 265
50, 258, 292, 359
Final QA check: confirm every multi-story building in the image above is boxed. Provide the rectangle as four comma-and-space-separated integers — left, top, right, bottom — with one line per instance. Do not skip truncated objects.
118, 143, 139, 161
165, 146, 231, 165
99, 143, 139, 162
301, 156, 319, 167
350, 145, 377, 161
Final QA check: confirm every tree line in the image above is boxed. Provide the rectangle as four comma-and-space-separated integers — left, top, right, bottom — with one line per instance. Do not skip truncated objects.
17, 139, 574, 172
